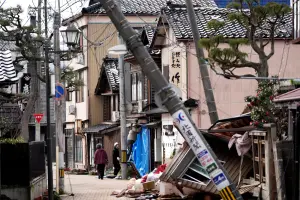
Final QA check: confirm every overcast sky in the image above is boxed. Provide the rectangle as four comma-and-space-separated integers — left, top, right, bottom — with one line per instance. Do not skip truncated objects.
3, 0, 88, 25
2, 0, 89, 71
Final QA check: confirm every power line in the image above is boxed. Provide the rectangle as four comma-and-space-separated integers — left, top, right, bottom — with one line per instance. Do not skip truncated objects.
0, 0, 8, 8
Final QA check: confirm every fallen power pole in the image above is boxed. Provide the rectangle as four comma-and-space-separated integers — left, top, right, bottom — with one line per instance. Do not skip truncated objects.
97, 0, 243, 199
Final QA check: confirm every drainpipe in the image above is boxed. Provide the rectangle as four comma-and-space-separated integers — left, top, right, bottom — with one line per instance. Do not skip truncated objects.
293, 107, 299, 200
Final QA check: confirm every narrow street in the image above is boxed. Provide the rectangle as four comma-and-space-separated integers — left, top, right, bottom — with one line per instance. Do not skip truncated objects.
60, 174, 130, 200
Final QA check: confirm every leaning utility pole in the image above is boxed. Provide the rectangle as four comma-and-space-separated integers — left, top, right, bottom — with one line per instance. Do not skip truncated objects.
44, 0, 54, 198
97, 0, 243, 199
115, 0, 128, 180
185, 0, 218, 124
53, 9, 65, 193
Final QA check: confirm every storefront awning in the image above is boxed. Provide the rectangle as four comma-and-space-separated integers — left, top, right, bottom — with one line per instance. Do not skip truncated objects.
83, 123, 119, 134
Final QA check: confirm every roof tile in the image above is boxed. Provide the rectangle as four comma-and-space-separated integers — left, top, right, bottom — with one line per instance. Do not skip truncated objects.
162, 5, 292, 39
0, 50, 18, 83
103, 58, 119, 91
84, 0, 217, 15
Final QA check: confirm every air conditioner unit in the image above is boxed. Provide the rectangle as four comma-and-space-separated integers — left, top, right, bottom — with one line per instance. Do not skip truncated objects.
69, 105, 76, 115
112, 111, 120, 122
138, 100, 146, 113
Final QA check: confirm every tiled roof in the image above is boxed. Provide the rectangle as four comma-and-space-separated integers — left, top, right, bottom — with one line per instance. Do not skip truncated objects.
83, 0, 217, 15
0, 40, 18, 51
103, 58, 119, 92
208, 113, 253, 140
273, 88, 300, 102
0, 50, 18, 83
162, 5, 292, 39
143, 25, 161, 54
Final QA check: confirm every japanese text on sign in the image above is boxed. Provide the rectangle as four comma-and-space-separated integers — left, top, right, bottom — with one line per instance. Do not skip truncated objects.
171, 52, 181, 68
170, 51, 181, 85
172, 110, 230, 191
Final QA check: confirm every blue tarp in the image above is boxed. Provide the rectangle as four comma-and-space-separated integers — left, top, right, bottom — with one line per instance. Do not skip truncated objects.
132, 125, 150, 176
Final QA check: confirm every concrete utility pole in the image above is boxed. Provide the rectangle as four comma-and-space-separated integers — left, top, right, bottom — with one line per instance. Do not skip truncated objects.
185, 0, 218, 124
44, 0, 54, 198
53, 10, 65, 193
118, 37, 127, 180
97, 0, 243, 199
34, 0, 43, 142
115, 0, 128, 180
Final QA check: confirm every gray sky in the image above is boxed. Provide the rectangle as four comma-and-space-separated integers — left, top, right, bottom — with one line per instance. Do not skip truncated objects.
2, 0, 89, 71
2, 0, 88, 25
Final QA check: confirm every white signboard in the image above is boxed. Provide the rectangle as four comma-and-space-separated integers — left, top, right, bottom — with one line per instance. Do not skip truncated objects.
170, 51, 181, 86
172, 109, 230, 191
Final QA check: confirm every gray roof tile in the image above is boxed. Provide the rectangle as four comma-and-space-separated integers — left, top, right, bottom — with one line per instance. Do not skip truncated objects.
103, 58, 119, 91
0, 50, 18, 83
162, 5, 292, 39
83, 0, 217, 15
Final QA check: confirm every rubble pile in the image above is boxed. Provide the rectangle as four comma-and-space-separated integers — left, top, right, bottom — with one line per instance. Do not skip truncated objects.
111, 163, 197, 199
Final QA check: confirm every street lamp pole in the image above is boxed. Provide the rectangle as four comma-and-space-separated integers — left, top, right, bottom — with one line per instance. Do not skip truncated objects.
53, 10, 65, 194
108, 44, 128, 180
115, 0, 127, 180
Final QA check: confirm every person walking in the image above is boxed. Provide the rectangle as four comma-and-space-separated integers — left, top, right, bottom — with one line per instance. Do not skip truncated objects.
94, 143, 108, 180
113, 142, 121, 177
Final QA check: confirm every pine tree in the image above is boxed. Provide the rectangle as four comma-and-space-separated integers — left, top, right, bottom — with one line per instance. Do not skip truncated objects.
199, 0, 291, 79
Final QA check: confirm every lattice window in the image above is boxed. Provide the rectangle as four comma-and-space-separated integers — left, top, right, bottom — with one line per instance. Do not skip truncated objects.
251, 131, 266, 183
65, 129, 74, 138
103, 96, 111, 121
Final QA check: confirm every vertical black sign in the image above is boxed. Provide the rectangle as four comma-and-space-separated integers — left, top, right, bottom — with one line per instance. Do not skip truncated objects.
20, 73, 31, 95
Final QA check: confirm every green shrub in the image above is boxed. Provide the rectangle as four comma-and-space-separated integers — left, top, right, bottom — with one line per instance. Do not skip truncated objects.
0, 137, 25, 144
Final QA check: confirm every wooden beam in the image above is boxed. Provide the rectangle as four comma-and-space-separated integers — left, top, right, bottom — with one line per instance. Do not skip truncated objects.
291, 37, 300, 44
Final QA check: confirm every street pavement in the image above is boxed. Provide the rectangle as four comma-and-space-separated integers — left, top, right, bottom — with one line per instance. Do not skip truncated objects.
60, 174, 131, 200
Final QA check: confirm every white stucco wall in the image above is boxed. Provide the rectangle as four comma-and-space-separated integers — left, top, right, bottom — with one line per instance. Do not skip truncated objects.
65, 57, 89, 123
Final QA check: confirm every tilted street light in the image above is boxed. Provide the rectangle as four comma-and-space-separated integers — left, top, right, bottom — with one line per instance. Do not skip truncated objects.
107, 43, 128, 179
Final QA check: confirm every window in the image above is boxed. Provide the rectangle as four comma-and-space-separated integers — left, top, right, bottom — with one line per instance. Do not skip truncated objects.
137, 73, 143, 100
131, 72, 144, 101
131, 73, 137, 101
79, 32, 83, 51
75, 136, 83, 163
76, 71, 84, 103
65, 129, 74, 138
66, 90, 72, 101
103, 96, 111, 121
